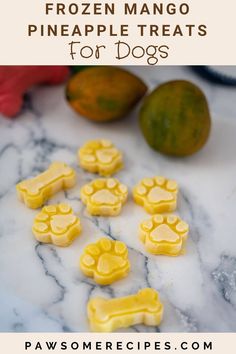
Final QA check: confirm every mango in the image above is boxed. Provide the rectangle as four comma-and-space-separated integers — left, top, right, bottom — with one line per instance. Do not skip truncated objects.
139, 80, 211, 156
70, 66, 89, 74
66, 67, 147, 122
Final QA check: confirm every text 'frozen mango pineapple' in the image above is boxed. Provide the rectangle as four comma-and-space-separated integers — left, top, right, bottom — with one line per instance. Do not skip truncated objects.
81, 178, 128, 216
32, 203, 81, 247
16, 162, 76, 209
80, 238, 130, 285
78, 139, 123, 176
133, 176, 178, 214
139, 214, 189, 256
88, 288, 164, 332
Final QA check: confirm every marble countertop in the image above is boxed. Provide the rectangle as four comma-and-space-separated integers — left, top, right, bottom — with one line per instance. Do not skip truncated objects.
0, 66, 236, 333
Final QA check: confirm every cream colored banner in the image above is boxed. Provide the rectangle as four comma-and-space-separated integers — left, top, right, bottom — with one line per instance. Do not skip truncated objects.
0, 0, 236, 64
0, 333, 235, 354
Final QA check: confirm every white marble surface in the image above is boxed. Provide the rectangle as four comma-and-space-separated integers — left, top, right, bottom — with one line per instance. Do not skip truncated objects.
0, 66, 236, 333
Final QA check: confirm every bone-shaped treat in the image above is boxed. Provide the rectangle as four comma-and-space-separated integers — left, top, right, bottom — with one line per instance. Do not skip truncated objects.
87, 288, 163, 332
16, 162, 76, 209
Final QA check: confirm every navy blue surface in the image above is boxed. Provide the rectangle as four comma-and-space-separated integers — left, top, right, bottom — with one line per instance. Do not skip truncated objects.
192, 66, 236, 86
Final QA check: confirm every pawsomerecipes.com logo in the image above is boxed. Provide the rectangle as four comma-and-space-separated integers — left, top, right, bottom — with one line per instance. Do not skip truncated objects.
24, 340, 213, 352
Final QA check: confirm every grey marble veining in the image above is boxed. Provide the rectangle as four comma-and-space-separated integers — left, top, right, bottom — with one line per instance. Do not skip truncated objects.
0, 66, 236, 332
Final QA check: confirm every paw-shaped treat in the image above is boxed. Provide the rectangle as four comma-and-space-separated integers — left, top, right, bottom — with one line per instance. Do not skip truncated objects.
16, 162, 76, 209
32, 203, 81, 247
78, 139, 123, 177
88, 288, 164, 332
0, 66, 69, 118
80, 237, 130, 285
139, 214, 189, 256
133, 176, 178, 214
80, 178, 128, 216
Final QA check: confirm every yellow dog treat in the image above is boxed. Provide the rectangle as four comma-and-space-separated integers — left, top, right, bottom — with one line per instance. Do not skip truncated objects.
133, 176, 178, 214
78, 139, 123, 176
81, 178, 128, 216
16, 162, 76, 209
88, 288, 163, 332
139, 214, 189, 256
80, 237, 130, 285
32, 203, 81, 247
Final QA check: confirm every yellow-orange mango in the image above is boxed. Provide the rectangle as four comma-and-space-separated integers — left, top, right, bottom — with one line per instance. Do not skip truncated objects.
66, 67, 147, 122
